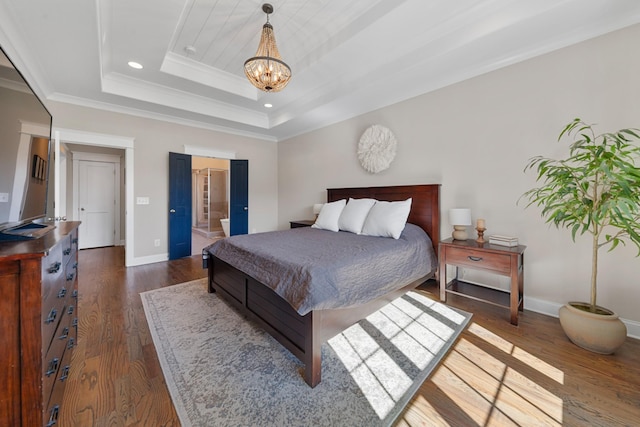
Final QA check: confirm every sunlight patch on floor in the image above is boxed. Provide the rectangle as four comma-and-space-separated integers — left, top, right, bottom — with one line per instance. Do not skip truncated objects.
429, 322, 564, 426
397, 395, 451, 427
328, 292, 468, 420
468, 322, 565, 384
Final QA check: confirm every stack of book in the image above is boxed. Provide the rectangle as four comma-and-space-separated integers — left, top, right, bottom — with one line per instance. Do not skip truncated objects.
489, 234, 519, 247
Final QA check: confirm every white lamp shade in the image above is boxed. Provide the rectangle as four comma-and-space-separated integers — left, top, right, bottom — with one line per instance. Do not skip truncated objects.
313, 204, 324, 215
449, 208, 472, 226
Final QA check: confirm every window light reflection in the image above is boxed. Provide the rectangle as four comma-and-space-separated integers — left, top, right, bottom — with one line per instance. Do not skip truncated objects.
427, 323, 564, 426
328, 291, 466, 420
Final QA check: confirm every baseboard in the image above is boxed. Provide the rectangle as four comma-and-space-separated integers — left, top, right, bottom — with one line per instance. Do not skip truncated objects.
525, 296, 640, 340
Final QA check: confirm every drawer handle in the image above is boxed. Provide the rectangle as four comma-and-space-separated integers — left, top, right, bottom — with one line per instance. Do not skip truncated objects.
46, 405, 59, 427
45, 308, 58, 324
467, 256, 484, 262
59, 365, 70, 382
46, 358, 59, 377
67, 305, 75, 315
59, 327, 69, 340
72, 237, 78, 245
66, 272, 75, 281
57, 287, 67, 298
63, 248, 71, 256
48, 262, 62, 274
67, 337, 75, 350
72, 317, 78, 328
72, 289, 78, 299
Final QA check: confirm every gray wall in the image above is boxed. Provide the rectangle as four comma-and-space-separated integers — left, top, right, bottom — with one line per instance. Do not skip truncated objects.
0, 86, 51, 225
48, 102, 279, 259
277, 24, 640, 324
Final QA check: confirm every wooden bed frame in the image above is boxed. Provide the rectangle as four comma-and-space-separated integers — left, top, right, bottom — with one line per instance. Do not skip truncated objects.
207, 184, 440, 387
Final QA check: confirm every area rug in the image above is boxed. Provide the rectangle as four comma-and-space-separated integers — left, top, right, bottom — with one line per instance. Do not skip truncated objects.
141, 279, 471, 427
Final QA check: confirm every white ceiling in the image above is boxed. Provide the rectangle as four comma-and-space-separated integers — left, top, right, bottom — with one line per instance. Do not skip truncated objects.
1, 0, 640, 142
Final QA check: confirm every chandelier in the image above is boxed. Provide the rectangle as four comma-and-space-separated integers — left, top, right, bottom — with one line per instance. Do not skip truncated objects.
244, 3, 291, 92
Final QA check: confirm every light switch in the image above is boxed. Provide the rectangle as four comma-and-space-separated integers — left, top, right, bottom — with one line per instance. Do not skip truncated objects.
0, 193, 9, 203
136, 197, 150, 205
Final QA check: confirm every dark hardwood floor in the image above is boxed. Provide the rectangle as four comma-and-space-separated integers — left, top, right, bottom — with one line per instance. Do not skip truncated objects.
61, 246, 640, 426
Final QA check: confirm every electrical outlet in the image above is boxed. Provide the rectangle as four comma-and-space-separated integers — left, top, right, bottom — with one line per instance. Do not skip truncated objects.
0, 192, 8, 203
137, 197, 150, 205
154, 239, 160, 247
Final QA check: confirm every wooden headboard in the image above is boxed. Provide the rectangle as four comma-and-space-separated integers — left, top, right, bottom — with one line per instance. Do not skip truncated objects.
327, 184, 440, 255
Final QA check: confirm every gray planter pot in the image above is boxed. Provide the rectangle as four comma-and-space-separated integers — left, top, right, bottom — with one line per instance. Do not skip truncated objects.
558, 302, 627, 354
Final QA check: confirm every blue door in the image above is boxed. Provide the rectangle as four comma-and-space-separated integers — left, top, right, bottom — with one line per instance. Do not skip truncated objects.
168, 152, 192, 259
230, 159, 248, 235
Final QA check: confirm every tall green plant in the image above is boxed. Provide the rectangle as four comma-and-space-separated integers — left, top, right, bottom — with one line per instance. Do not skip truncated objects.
521, 118, 640, 312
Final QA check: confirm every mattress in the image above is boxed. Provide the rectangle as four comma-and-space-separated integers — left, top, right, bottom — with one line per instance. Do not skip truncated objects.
206, 223, 437, 315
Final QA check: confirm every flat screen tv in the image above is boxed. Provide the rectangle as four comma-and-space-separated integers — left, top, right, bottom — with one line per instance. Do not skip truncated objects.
0, 45, 54, 240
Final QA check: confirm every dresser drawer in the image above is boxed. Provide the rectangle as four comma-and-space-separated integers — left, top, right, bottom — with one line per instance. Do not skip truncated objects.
44, 345, 72, 427
61, 234, 73, 268
446, 246, 511, 275
41, 244, 64, 301
42, 318, 69, 407
42, 297, 66, 354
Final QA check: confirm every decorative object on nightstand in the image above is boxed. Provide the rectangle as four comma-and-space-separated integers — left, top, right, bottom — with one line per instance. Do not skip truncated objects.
521, 118, 640, 354
357, 125, 397, 173
475, 218, 486, 243
489, 235, 519, 247
449, 208, 471, 240
312, 204, 324, 220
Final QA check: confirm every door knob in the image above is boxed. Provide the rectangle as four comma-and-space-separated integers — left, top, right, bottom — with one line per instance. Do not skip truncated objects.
80, 207, 85, 211
170, 209, 176, 213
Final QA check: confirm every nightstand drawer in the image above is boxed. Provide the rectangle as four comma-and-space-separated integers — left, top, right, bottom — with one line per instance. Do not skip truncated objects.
446, 247, 511, 275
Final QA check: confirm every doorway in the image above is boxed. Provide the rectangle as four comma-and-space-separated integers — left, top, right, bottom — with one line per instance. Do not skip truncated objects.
77, 159, 116, 248
69, 148, 123, 250
191, 157, 230, 256
53, 128, 134, 265
192, 157, 230, 239
168, 153, 247, 259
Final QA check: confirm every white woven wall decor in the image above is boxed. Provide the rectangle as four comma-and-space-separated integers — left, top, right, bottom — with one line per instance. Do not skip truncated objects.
357, 125, 397, 173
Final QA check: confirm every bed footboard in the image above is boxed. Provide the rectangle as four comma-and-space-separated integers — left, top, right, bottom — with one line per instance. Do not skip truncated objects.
207, 255, 431, 387
208, 255, 323, 387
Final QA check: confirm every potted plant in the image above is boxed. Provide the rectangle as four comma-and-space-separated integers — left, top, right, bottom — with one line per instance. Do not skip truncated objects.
521, 118, 640, 354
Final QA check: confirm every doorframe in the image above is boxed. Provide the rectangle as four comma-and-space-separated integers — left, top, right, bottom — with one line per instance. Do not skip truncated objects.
183, 145, 236, 160
72, 152, 121, 247
10, 121, 50, 222
53, 128, 135, 266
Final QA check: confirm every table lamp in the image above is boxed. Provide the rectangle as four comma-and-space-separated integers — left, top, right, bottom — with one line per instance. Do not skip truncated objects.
449, 208, 472, 240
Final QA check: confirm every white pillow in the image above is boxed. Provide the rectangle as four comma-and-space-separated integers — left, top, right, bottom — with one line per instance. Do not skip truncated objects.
338, 198, 376, 234
361, 198, 412, 239
311, 199, 346, 232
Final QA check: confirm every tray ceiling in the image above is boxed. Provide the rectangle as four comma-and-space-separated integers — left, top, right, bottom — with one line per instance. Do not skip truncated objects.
1, 0, 639, 142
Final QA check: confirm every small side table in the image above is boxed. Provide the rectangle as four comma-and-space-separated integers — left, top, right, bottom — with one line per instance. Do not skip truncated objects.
439, 238, 526, 325
289, 219, 315, 229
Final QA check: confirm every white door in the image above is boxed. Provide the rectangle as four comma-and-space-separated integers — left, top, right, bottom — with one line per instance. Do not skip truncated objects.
78, 160, 116, 249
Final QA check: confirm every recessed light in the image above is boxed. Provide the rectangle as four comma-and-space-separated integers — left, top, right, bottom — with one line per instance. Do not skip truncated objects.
128, 61, 143, 69
264, 103, 273, 108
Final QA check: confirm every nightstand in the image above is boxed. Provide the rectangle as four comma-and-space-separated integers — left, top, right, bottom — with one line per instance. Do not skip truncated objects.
439, 238, 526, 325
289, 219, 315, 228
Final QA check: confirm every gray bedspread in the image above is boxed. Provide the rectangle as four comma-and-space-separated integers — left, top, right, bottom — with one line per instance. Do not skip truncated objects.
206, 223, 437, 315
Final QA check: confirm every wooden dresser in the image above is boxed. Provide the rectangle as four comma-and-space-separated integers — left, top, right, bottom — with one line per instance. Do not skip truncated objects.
0, 222, 80, 427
